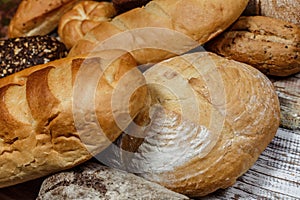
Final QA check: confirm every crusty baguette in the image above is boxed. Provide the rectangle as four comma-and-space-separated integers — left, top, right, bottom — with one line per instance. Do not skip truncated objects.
8, 0, 83, 38
68, 0, 249, 64
58, 1, 117, 49
205, 16, 300, 76
99, 52, 280, 197
0, 50, 148, 188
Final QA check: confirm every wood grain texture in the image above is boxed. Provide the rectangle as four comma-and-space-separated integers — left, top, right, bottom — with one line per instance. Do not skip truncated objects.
274, 73, 300, 130
203, 128, 300, 199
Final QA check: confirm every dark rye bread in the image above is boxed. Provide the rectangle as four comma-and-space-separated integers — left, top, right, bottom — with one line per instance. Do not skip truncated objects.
0, 35, 67, 78
206, 16, 300, 77
112, 0, 151, 13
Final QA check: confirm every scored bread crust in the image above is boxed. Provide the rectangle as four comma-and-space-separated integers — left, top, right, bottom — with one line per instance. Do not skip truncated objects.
58, 1, 117, 49
8, 0, 83, 38
0, 50, 148, 188
68, 0, 249, 64
100, 52, 280, 197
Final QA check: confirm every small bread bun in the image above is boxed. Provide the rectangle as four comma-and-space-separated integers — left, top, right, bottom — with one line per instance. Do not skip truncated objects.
58, 1, 117, 49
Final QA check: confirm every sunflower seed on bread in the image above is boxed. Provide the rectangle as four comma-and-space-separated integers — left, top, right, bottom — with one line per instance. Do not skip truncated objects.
0, 35, 67, 78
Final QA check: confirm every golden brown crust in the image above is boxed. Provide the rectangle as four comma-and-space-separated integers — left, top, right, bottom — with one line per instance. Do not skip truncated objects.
68, 0, 249, 64
58, 1, 117, 49
8, 0, 83, 38
101, 52, 280, 197
0, 50, 148, 188
206, 16, 300, 76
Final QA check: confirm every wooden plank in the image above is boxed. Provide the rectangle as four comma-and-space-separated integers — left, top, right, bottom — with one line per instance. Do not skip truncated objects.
204, 128, 300, 200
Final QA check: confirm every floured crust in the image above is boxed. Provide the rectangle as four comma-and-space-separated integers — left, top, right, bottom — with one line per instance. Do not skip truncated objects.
58, 1, 117, 49
0, 50, 148, 188
100, 52, 280, 197
68, 0, 249, 64
206, 16, 300, 76
243, 0, 300, 25
8, 0, 82, 38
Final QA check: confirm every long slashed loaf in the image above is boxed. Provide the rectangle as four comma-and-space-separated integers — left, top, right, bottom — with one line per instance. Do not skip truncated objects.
68, 0, 249, 64
0, 50, 148, 188
8, 0, 83, 38
99, 52, 280, 197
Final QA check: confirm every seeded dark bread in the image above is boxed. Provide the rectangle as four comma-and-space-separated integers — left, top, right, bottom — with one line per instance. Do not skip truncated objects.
0, 35, 67, 78
206, 16, 300, 76
0, 50, 149, 188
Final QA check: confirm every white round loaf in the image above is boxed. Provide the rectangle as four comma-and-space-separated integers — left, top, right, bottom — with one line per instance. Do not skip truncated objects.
98, 52, 280, 197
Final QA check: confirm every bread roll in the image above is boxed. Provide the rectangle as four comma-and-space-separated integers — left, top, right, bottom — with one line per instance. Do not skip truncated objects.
8, 0, 83, 38
68, 0, 249, 64
243, 0, 300, 25
58, 1, 117, 49
0, 50, 148, 188
205, 16, 300, 76
98, 52, 280, 197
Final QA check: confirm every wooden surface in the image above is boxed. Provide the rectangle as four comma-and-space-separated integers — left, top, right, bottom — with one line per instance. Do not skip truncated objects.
204, 128, 300, 200
0, 128, 299, 200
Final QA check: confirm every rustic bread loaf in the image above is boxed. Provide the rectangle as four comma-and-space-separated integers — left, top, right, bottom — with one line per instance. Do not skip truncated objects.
8, 0, 82, 38
243, 0, 300, 25
205, 16, 300, 76
58, 1, 117, 49
0, 50, 148, 188
0, 35, 67, 78
98, 52, 280, 197
68, 0, 249, 64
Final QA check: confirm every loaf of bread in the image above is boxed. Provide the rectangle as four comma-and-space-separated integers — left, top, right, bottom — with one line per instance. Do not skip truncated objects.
8, 0, 82, 38
0, 35, 67, 78
205, 16, 300, 76
58, 1, 117, 49
68, 0, 249, 64
0, 50, 148, 188
243, 0, 300, 25
98, 52, 280, 197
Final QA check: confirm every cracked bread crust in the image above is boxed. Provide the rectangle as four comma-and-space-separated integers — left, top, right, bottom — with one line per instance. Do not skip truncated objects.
206, 16, 300, 76
0, 50, 148, 188
68, 0, 249, 64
